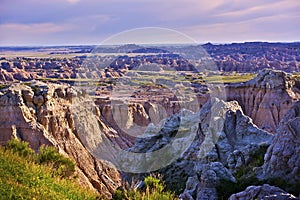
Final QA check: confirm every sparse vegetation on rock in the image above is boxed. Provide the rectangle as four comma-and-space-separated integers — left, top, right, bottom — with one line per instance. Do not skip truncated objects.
113, 175, 177, 200
0, 138, 97, 200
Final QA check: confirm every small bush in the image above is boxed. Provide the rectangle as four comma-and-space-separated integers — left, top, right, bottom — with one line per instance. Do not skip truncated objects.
0, 140, 97, 200
0, 84, 8, 90
113, 175, 177, 200
6, 138, 34, 158
217, 175, 262, 200
37, 145, 76, 178
144, 175, 164, 193
248, 145, 268, 168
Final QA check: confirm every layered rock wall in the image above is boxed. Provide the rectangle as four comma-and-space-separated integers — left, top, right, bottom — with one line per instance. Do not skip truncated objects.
226, 69, 300, 133
262, 100, 300, 182
0, 82, 122, 199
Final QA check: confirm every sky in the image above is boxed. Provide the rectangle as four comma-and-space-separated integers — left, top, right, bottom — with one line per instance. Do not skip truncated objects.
0, 0, 299, 45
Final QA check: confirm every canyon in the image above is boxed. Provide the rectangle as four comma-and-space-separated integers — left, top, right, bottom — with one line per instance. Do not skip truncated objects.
1, 42, 300, 82
0, 43, 300, 199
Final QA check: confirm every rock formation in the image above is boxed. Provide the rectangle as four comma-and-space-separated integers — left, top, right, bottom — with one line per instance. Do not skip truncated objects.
0, 82, 123, 199
229, 184, 298, 200
226, 69, 300, 133
180, 162, 236, 200
2, 42, 300, 83
202, 42, 300, 73
222, 100, 300, 200
177, 100, 273, 200
124, 98, 273, 199
262, 100, 300, 183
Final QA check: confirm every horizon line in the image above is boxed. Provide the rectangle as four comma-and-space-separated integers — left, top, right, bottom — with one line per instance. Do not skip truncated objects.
0, 40, 300, 48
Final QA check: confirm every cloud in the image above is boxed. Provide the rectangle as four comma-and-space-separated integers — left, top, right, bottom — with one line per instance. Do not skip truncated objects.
0, 23, 73, 33
0, 0, 299, 45
66, 0, 80, 4
100, 27, 196, 45
180, 13, 300, 43
140, 0, 225, 21
0, 23, 76, 45
69, 14, 116, 25
215, 0, 300, 18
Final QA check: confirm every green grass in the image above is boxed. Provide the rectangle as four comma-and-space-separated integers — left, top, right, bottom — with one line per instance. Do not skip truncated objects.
217, 144, 300, 199
0, 84, 8, 90
216, 144, 268, 200
34, 70, 256, 90
0, 139, 98, 200
127, 71, 256, 85
204, 73, 256, 84
292, 73, 300, 81
113, 175, 178, 200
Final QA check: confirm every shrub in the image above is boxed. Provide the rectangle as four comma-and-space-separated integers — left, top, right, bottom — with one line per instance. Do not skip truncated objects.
217, 175, 263, 200
0, 141, 97, 200
5, 139, 75, 178
217, 145, 268, 200
0, 84, 8, 90
248, 144, 269, 168
113, 175, 177, 200
5, 138, 34, 158
36, 145, 76, 178
267, 177, 300, 197
144, 175, 164, 193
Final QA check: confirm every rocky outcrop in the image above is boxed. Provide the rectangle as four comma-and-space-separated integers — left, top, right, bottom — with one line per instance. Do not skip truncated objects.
124, 98, 273, 198
203, 42, 300, 73
226, 69, 300, 133
0, 82, 122, 199
2, 42, 300, 81
180, 162, 236, 200
262, 100, 300, 183
229, 184, 298, 200
0, 62, 32, 82
0, 59, 78, 82
2, 42, 300, 84
177, 100, 273, 200
182, 99, 273, 171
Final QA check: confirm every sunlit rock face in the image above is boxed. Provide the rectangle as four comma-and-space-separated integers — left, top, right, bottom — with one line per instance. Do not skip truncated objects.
0, 82, 122, 199
226, 69, 300, 133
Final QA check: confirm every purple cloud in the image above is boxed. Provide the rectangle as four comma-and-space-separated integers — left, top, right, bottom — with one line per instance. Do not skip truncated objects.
0, 0, 299, 45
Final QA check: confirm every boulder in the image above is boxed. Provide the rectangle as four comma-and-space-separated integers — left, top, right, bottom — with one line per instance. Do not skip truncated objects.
229, 184, 298, 200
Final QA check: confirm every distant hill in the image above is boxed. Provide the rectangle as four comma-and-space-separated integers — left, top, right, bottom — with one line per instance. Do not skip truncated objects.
0, 42, 299, 76
201, 42, 300, 72
129, 47, 169, 53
